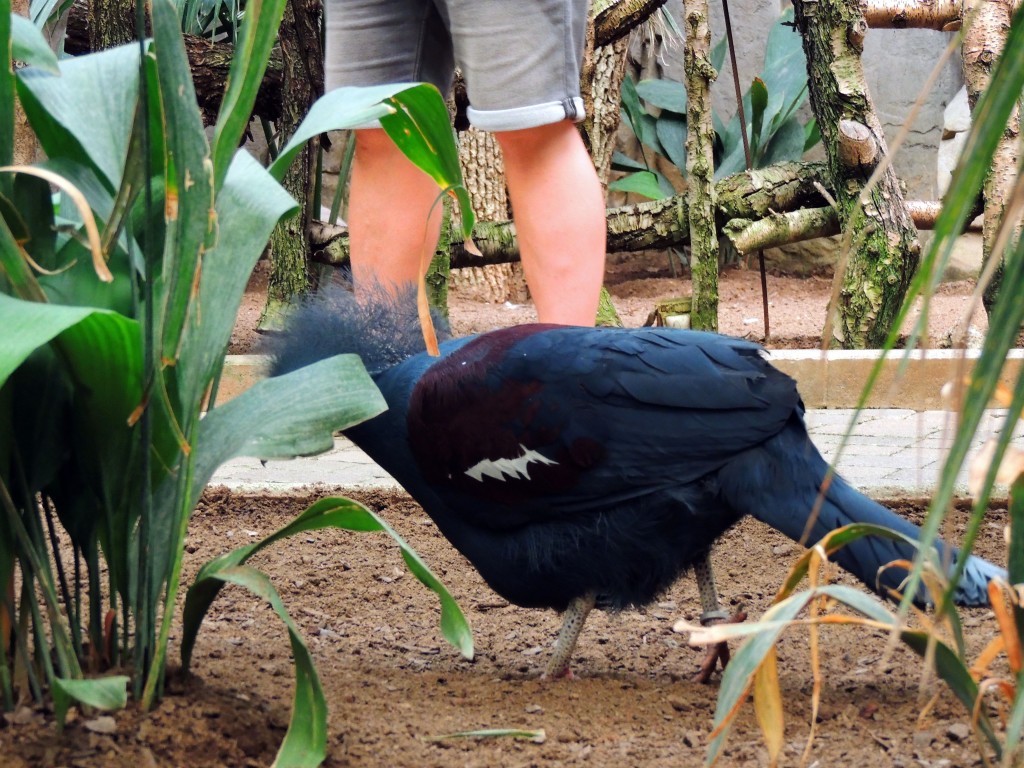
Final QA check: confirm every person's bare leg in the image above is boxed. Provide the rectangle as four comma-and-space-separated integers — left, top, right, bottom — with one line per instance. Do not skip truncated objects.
496, 121, 606, 326
348, 128, 443, 293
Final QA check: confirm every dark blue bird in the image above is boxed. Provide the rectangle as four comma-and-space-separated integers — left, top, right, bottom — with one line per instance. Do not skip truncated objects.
272, 288, 1003, 678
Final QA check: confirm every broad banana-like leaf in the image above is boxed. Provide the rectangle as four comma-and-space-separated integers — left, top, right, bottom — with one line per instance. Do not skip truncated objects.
16, 44, 140, 192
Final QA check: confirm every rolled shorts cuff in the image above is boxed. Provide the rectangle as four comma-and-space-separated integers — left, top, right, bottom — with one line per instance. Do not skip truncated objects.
467, 97, 586, 132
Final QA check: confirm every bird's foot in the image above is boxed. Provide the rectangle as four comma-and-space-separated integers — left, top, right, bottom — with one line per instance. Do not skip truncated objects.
540, 664, 576, 681
692, 608, 747, 684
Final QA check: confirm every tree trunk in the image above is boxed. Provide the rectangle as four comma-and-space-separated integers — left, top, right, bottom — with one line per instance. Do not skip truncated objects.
682, 0, 719, 331
962, 0, 1021, 314
262, 0, 323, 327
793, 0, 921, 349
64, 1, 285, 124
448, 126, 528, 305
88, 0, 133, 50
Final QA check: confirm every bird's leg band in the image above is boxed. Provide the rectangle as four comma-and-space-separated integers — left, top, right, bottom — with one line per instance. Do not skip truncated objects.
694, 551, 728, 625
543, 592, 596, 679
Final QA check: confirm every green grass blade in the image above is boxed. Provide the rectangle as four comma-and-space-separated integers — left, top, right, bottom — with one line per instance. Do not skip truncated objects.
52, 676, 129, 734
899, 629, 1000, 755
205, 565, 327, 768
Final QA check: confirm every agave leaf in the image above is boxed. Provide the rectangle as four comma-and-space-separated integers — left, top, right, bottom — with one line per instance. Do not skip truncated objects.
636, 77, 687, 114
608, 170, 673, 201
655, 113, 688, 171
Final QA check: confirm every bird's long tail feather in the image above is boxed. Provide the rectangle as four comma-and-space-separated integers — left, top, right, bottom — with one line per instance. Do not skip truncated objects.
718, 418, 1003, 607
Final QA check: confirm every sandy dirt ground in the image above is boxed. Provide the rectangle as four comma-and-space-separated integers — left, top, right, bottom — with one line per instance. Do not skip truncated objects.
3, 257, 1009, 767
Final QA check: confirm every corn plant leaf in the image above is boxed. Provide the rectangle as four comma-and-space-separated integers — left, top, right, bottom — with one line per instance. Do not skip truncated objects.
148, 0, 217, 386
380, 84, 474, 237
52, 676, 129, 734
10, 13, 58, 73
269, 82, 417, 181
209, 0, 288, 189
0, 292, 125, 388
182, 495, 473, 675
197, 564, 327, 768
16, 43, 139, 192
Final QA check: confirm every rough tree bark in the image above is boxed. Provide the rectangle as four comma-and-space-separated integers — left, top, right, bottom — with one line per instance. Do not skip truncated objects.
88, 0, 133, 50
64, 2, 285, 124
447, 127, 527, 304
682, 0, 719, 331
961, 0, 1021, 314
312, 161, 833, 266
262, 0, 323, 326
792, 0, 921, 349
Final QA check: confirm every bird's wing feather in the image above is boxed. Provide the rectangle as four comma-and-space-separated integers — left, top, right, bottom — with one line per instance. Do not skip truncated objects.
394, 325, 800, 529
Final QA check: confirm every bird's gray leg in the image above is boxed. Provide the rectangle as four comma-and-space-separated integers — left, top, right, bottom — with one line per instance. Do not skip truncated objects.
693, 550, 745, 683
543, 592, 596, 679
694, 551, 729, 626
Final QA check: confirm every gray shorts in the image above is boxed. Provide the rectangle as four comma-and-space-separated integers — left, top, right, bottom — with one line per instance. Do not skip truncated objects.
324, 0, 590, 131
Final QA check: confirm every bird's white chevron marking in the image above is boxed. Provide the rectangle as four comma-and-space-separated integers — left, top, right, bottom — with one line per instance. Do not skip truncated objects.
464, 444, 558, 482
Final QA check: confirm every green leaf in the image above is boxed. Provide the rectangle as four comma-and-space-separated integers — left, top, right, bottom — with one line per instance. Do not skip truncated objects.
16, 43, 140, 191
11, 13, 59, 73
209, 0, 288, 189
655, 113, 688, 171
608, 170, 673, 200
760, 115, 807, 166
0, 292, 114, 388
52, 676, 129, 734
380, 84, 474, 237
636, 77, 687, 114
610, 150, 648, 173
182, 496, 473, 676
189, 355, 387, 508
711, 35, 727, 74
620, 74, 663, 155
1, 10, 12, 193
174, 150, 296, 416
198, 565, 328, 768
749, 78, 768, 161
149, 0, 217, 375
270, 83, 416, 181
803, 118, 821, 152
